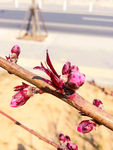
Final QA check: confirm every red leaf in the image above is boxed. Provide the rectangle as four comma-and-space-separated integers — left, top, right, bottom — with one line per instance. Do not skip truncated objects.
46, 50, 60, 78
14, 82, 29, 91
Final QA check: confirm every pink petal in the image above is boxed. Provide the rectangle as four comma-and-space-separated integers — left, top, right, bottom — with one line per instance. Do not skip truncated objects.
77, 125, 82, 133
67, 142, 78, 150
65, 135, 70, 142
62, 61, 71, 75
59, 133, 65, 143
93, 99, 103, 109
77, 120, 96, 134
71, 65, 79, 72
11, 45, 20, 57
67, 72, 85, 89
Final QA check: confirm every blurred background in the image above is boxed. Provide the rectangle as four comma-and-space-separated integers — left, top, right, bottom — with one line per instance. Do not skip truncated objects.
0, 0, 113, 150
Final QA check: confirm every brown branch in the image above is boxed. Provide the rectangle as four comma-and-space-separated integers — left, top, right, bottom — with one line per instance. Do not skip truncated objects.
0, 56, 113, 131
88, 80, 112, 96
0, 110, 59, 148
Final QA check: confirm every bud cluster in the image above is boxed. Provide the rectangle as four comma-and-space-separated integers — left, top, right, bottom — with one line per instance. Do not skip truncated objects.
58, 133, 78, 150
34, 50, 85, 96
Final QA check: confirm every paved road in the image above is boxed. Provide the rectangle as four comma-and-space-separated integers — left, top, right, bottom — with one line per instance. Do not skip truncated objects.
0, 8, 113, 85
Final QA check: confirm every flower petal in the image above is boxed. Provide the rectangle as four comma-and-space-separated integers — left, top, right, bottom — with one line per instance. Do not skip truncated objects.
62, 61, 71, 75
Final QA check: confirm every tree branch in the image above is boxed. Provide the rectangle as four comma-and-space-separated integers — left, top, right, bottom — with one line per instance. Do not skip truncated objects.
0, 56, 113, 131
0, 110, 59, 148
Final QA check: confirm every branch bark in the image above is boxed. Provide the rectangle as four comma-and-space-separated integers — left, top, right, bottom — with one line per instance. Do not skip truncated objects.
0, 56, 113, 131
0, 110, 59, 148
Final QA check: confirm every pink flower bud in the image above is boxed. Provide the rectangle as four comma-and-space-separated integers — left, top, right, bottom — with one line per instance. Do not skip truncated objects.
10, 90, 30, 107
67, 72, 85, 89
6, 45, 21, 65
59, 133, 65, 143
77, 120, 96, 134
65, 135, 70, 142
10, 83, 35, 107
58, 133, 79, 150
62, 62, 71, 75
67, 142, 78, 150
11, 45, 20, 58
71, 65, 79, 73
93, 99, 103, 109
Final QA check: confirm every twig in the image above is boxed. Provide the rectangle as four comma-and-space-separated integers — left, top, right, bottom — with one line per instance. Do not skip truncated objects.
0, 110, 59, 149
0, 56, 113, 131
88, 80, 112, 95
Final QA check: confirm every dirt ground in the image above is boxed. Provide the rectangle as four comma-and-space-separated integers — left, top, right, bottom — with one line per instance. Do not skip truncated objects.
0, 72, 113, 150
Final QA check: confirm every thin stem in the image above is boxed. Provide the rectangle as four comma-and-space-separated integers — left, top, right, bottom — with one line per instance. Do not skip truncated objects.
0, 56, 113, 131
0, 110, 59, 148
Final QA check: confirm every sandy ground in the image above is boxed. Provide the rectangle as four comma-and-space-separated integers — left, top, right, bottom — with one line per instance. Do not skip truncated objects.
0, 72, 113, 150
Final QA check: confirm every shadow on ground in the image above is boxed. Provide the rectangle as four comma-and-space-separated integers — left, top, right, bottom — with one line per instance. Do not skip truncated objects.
17, 144, 26, 150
